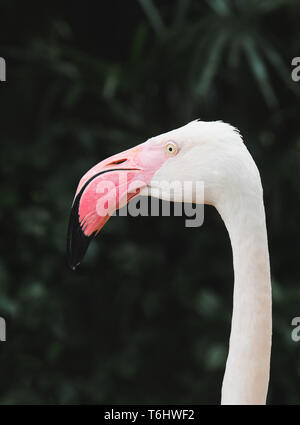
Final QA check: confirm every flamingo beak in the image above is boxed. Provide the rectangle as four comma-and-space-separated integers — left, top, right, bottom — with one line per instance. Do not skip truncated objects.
67, 141, 167, 270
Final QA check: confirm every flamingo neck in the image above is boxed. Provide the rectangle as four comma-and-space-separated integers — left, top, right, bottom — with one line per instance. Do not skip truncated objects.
216, 189, 272, 405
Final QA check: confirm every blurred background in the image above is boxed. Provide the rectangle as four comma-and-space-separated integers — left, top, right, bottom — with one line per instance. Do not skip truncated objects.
0, 0, 300, 404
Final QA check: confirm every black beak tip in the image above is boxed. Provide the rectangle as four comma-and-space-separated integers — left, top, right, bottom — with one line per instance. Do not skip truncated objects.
66, 239, 80, 271
67, 256, 80, 271
67, 193, 95, 272
67, 224, 91, 271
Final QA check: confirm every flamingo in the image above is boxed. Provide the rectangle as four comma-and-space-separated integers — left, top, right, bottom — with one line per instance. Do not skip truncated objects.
67, 120, 272, 405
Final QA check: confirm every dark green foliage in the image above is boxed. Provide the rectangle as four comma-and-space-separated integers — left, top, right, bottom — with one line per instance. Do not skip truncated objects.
0, 0, 299, 404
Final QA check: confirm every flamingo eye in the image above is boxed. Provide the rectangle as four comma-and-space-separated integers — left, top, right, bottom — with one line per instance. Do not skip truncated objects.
165, 141, 178, 156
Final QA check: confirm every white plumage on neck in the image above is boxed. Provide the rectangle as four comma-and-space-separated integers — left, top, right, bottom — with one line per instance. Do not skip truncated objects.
218, 186, 271, 404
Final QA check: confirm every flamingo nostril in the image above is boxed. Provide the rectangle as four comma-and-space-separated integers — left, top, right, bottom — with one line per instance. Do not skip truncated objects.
106, 158, 127, 166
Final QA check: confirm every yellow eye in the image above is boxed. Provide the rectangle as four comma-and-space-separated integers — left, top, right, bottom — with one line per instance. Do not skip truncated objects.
165, 141, 178, 156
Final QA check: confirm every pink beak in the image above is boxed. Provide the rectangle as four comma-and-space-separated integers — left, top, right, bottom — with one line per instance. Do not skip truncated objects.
67, 141, 168, 270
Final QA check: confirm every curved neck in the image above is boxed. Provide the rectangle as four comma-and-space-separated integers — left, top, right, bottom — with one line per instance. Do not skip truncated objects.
216, 190, 272, 405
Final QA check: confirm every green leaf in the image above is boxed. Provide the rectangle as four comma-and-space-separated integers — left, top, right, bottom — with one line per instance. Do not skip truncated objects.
137, 0, 165, 37
243, 37, 278, 107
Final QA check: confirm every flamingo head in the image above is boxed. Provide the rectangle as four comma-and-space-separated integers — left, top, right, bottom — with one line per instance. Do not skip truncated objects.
67, 120, 251, 270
